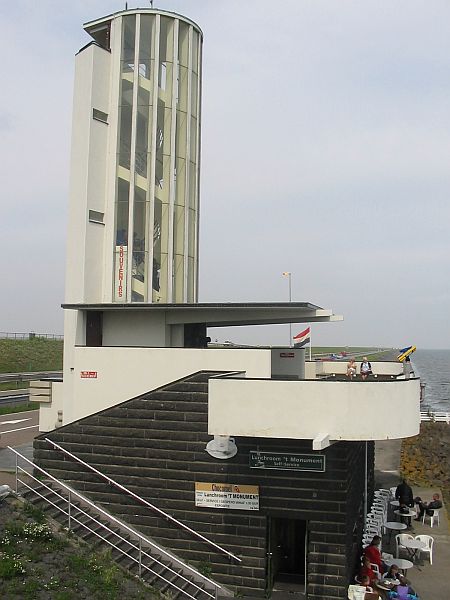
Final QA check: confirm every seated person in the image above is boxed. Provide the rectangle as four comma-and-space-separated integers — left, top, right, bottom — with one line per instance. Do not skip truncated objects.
387, 585, 419, 600
383, 564, 412, 588
360, 556, 379, 586
361, 575, 380, 598
360, 357, 372, 380
414, 492, 442, 520
347, 358, 357, 379
363, 535, 385, 574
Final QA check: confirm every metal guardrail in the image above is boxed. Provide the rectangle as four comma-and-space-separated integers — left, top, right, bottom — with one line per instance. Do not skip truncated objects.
420, 411, 450, 424
45, 438, 241, 564
8, 446, 222, 600
0, 371, 62, 384
0, 332, 63, 340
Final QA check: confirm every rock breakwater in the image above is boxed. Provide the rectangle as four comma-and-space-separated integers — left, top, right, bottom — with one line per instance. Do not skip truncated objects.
400, 421, 450, 511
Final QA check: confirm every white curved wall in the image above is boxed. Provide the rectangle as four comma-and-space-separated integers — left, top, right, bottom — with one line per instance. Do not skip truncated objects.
208, 377, 421, 441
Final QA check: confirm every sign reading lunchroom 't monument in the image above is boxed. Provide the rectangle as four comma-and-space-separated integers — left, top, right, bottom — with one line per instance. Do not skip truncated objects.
249, 451, 325, 472
195, 482, 259, 510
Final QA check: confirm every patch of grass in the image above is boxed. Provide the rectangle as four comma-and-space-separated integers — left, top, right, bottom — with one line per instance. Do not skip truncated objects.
22, 578, 41, 598
0, 381, 30, 391
0, 499, 157, 599
197, 560, 212, 578
0, 338, 63, 373
0, 553, 27, 579
0, 403, 38, 416
68, 551, 122, 597
22, 502, 46, 523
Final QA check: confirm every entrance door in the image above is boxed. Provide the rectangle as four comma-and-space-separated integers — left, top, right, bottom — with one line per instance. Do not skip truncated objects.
86, 311, 103, 347
267, 517, 307, 595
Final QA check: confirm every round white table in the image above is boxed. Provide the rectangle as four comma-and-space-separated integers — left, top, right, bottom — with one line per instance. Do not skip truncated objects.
385, 521, 407, 531
394, 509, 415, 526
384, 557, 414, 574
394, 509, 416, 518
376, 579, 399, 592
401, 538, 426, 561
384, 521, 407, 543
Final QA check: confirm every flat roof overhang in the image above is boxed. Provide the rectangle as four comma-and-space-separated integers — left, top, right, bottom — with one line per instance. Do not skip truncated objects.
84, 9, 203, 38
62, 302, 343, 328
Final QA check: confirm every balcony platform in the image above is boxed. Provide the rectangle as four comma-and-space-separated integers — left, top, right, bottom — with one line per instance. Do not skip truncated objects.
208, 373, 421, 448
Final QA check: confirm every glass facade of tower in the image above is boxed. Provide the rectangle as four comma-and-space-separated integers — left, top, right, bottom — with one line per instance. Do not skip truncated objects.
113, 12, 201, 303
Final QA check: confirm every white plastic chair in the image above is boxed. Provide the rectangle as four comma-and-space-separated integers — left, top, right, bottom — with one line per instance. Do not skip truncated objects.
348, 584, 367, 600
366, 514, 383, 525
395, 533, 414, 558
423, 508, 440, 527
370, 562, 381, 578
415, 534, 434, 565
370, 507, 386, 522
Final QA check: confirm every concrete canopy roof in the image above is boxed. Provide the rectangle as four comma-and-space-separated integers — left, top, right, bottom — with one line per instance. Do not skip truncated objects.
62, 302, 343, 327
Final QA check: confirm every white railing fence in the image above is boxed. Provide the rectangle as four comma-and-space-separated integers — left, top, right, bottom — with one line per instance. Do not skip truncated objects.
420, 411, 450, 424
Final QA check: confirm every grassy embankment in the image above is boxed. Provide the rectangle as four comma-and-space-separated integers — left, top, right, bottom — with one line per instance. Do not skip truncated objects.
0, 497, 154, 599
313, 347, 397, 361
400, 421, 450, 520
0, 338, 63, 413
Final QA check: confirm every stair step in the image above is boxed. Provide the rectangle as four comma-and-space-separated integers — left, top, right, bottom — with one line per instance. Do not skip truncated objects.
32, 371, 233, 599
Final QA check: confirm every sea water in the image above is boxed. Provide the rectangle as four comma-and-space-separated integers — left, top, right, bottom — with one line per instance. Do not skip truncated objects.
411, 349, 450, 412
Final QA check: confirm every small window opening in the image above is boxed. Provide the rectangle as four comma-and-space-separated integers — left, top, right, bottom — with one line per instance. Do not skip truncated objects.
93, 108, 108, 123
89, 210, 104, 224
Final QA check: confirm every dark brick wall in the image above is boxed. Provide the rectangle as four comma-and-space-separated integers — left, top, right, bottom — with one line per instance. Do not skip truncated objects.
34, 372, 374, 599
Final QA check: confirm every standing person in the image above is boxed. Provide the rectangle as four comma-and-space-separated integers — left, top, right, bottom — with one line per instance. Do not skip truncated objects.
414, 493, 442, 520
403, 356, 415, 379
360, 357, 373, 380
395, 479, 414, 507
347, 358, 357, 379
363, 536, 384, 575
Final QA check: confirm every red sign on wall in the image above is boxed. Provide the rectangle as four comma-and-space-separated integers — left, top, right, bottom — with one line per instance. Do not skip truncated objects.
279, 352, 295, 358
80, 371, 97, 379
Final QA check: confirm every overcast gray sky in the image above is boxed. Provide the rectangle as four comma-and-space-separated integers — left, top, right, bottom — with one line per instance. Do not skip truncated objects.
1, 1, 449, 348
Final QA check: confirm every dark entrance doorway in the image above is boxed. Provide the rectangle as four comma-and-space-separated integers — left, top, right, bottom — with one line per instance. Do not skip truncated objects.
86, 311, 103, 347
267, 517, 307, 596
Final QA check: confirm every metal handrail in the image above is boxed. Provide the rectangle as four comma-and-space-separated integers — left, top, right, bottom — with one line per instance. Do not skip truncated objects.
44, 438, 241, 563
8, 447, 223, 598
17, 470, 198, 599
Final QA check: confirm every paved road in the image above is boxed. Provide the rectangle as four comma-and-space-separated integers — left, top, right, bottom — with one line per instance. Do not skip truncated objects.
0, 409, 39, 449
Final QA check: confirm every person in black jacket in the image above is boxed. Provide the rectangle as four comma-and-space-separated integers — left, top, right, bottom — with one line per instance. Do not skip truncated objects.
395, 479, 414, 507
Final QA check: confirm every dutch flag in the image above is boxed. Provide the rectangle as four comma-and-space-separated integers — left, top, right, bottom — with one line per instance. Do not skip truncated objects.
293, 327, 310, 347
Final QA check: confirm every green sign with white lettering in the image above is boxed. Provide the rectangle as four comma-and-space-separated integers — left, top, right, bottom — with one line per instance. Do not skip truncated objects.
249, 451, 325, 472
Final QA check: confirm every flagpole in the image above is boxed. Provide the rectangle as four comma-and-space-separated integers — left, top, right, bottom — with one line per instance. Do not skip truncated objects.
282, 272, 292, 347
309, 324, 312, 361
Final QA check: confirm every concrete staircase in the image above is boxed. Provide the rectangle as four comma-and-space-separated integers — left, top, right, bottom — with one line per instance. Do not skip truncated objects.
22, 478, 219, 600
33, 371, 238, 596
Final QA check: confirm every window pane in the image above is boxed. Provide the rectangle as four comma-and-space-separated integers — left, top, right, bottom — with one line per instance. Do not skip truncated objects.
190, 116, 197, 162
192, 30, 199, 74
152, 198, 162, 296
173, 254, 184, 302
191, 71, 198, 118
178, 22, 189, 67
178, 65, 188, 112
122, 16, 136, 72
